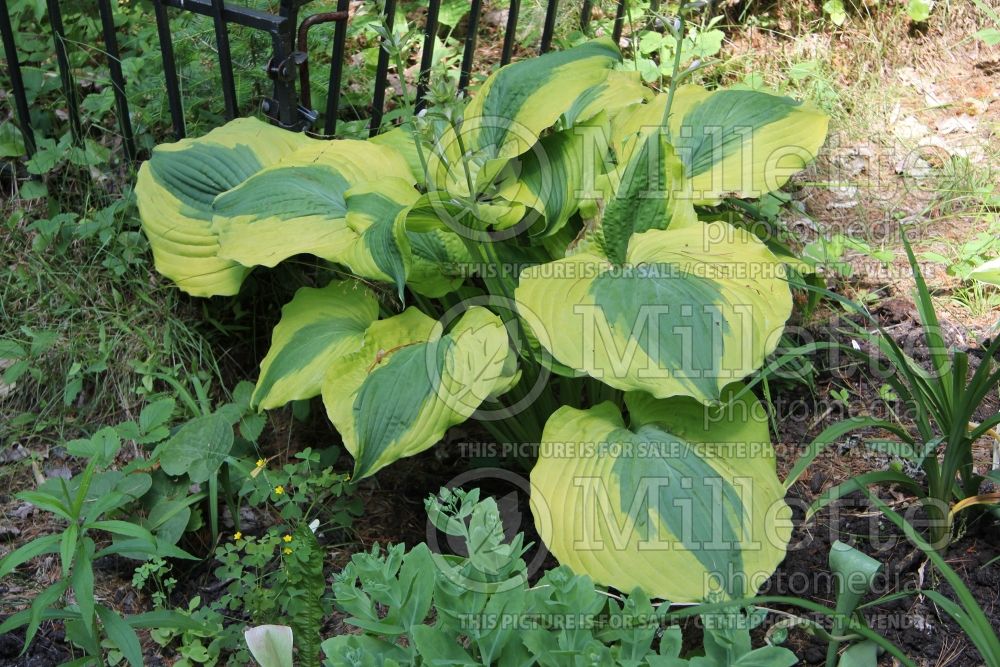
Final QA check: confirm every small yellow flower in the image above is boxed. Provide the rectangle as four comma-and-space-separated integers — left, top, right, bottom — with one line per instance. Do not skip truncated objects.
256, 458, 266, 468
274, 485, 285, 495
283, 534, 293, 543
233, 531, 243, 540
283, 547, 293, 555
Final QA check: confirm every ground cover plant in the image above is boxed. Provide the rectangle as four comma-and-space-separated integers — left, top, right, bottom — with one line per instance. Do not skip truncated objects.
2, 0, 999, 665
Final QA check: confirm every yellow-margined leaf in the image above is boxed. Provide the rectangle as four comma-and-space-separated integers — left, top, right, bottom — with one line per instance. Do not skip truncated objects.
322, 308, 517, 479
135, 118, 310, 296
252, 281, 378, 410
529, 384, 791, 602
612, 85, 828, 204
515, 221, 792, 403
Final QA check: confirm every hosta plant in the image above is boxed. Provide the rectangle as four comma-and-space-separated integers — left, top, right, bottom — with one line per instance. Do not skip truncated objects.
136, 38, 828, 602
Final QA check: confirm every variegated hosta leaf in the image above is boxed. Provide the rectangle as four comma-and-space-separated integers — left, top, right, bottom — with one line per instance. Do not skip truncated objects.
252, 281, 378, 410
136, 118, 310, 296
406, 229, 473, 297
612, 85, 829, 204
405, 192, 525, 235
560, 69, 654, 129
339, 178, 420, 300
428, 39, 622, 197
598, 132, 698, 265
514, 221, 792, 403
490, 70, 655, 239
211, 141, 416, 272
368, 123, 425, 181
529, 385, 791, 602
493, 123, 605, 239
322, 307, 517, 479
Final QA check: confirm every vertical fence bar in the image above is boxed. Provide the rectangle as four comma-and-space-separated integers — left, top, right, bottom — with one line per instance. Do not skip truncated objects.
580, 0, 593, 33
45, 0, 83, 144
96, 0, 136, 162
368, 0, 397, 136
323, 0, 350, 135
414, 0, 441, 112
209, 0, 239, 119
0, 0, 35, 157
500, 0, 520, 65
457, 0, 482, 95
612, 0, 626, 44
539, 0, 558, 54
272, 0, 299, 129
152, 0, 185, 139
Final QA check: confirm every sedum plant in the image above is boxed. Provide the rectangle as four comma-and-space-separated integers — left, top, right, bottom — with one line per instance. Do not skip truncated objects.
135, 37, 828, 602
323, 488, 800, 666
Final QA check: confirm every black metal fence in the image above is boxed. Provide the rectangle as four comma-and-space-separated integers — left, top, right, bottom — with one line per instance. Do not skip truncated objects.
0, 0, 635, 163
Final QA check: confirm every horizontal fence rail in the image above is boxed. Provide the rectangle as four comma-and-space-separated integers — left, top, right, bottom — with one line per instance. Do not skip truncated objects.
0, 0, 637, 164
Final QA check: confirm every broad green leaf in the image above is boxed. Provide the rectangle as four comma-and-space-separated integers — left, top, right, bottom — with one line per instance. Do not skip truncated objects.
659, 626, 683, 659
322, 635, 409, 665
322, 307, 517, 479
823, 0, 847, 25
139, 398, 175, 434
111, 496, 195, 561
598, 132, 698, 264
340, 179, 420, 300
126, 610, 213, 631
838, 641, 879, 667
529, 385, 791, 602
155, 413, 234, 483
245, 625, 294, 667
612, 86, 828, 204
136, 118, 310, 296
369, 123, 425, 181
733, 646, 799, 667
975, 27, 1000, 46
66, 427, 120, 466
411, 625, 477, 664
405, 228, 472, 297
60, 523, 79, 574
428, 39, 622, 196
25, 579, 70, 649
969, 256, 1000, 286
211, 141, 415, 271
17, 490, 71, 520
405, 191, 526, 235
906, 0, 933, 22
253, 281, 378, 410
829, 539, 882, 665
0, 534, 61, 578
515, 221, 793, 403
494, 123, 605, 239
70, 540, 95, 635
0, 121, 25, 157
561, 69, 653, 128
97, 606, 144, 667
